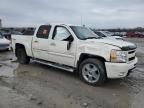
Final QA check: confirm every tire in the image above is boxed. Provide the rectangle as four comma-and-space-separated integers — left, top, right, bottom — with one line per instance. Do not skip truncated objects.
16, 48, 30, 64
4, 48, 9, 51
79, 58, 106, 85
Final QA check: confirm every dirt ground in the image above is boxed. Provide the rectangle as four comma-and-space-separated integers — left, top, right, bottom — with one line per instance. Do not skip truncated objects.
0, 38, 144, 108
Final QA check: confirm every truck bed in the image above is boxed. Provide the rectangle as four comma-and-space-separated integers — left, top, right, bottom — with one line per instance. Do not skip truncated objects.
12, 35, 33, 57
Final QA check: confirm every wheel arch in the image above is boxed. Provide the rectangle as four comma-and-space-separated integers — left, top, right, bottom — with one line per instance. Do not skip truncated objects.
77, 53, 107, 76
77, 53, 106, 66
15, 43, 27, 57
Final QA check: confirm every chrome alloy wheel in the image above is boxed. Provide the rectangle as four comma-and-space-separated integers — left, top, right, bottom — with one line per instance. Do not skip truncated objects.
82, 63, 100, 83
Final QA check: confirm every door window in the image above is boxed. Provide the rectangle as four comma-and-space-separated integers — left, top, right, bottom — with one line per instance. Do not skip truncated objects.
36, 25, 51, 39
53, 26, 71, 41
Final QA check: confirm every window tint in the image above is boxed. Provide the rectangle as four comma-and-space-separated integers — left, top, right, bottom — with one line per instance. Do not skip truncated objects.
53, 26, 71, 41
36, 25, 51, 39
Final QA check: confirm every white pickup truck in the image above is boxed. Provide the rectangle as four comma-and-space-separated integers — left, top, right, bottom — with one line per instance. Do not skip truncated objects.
12, 23, 137, 85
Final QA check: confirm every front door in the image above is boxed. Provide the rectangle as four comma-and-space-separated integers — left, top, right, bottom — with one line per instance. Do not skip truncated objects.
48, 26, 76, 67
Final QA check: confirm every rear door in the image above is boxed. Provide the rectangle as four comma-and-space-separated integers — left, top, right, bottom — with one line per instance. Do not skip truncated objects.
32, 25, 51, 60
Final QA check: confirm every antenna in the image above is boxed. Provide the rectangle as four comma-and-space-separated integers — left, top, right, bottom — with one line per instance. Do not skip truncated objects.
0, 19, 2, 28
81, 16, 85, 27
81, 16, 82, 26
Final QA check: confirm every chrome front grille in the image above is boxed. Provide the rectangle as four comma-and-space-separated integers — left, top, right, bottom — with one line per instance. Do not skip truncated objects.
127, 50, 136, 63
129, 57, 135, 61
128, 50, 135, 54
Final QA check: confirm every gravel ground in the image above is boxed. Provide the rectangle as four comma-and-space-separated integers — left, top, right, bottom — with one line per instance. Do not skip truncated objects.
0, 38, 144, 108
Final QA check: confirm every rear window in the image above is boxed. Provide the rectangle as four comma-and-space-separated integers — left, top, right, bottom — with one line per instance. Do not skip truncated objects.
0, 33, 3, 38
23, 30, 35, 35
36, 25, 51, 39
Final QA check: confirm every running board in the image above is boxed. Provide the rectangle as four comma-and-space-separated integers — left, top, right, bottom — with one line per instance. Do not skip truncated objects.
33, 59, 74, 72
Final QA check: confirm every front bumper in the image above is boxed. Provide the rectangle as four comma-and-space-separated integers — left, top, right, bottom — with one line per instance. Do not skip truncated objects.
0, 44, 9, 50
105, 57, 138, 78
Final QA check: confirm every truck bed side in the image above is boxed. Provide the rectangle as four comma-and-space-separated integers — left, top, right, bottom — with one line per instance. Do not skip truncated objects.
12, 35, 33, 57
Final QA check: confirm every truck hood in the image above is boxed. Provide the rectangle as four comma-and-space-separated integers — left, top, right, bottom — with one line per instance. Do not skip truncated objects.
85, 38, 136, 50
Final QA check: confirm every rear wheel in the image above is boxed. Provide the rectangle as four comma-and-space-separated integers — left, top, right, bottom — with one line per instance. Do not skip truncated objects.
16, 48, 30, 64
79, 58, 106, 85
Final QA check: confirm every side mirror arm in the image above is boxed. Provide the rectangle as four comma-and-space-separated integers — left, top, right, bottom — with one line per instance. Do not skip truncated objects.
67, 35, 74, 50
67, 42, 72, 50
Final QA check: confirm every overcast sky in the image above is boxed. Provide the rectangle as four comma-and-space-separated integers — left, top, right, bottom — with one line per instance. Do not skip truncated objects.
0, 0, 144, 28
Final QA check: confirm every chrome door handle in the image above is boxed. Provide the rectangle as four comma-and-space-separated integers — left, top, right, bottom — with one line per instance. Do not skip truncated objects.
50, 42, 56, 46
34, 40, 38, 43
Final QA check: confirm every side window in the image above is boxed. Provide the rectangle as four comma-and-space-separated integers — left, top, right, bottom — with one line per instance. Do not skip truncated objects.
53, 26, 71, 41
36, 25, 51, 39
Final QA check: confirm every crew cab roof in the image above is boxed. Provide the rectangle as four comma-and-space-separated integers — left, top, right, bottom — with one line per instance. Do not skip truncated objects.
41, 23, 81, 27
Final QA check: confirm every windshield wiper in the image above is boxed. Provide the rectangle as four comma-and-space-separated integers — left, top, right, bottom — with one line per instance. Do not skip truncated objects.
83, 37, 102, 40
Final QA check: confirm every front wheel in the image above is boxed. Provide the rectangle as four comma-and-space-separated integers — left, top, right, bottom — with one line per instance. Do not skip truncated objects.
79, 58, 106, 85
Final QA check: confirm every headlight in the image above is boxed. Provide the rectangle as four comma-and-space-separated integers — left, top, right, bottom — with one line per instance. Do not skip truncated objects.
110, 50, 127, 63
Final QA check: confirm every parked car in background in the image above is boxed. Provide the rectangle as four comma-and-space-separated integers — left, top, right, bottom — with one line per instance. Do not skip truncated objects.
126, 31, 144, 38
12, 23, 137, 85
135, 32, 144, 38
112, 32, 127, 37
94, 31, 123, 40
126, 32, 136, 38
0, 32, 10, 51
0, 30, 11, 40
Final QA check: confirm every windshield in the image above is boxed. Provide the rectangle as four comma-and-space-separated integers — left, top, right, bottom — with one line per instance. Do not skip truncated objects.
103, 31, 113, 37
95, 31, 106, 37
70, 26, 100, 40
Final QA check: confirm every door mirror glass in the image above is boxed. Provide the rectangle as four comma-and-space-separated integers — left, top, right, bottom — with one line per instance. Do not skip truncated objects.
68, 35, 74, 42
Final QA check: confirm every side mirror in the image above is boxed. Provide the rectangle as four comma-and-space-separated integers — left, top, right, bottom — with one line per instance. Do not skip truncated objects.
67, 35, 74, 50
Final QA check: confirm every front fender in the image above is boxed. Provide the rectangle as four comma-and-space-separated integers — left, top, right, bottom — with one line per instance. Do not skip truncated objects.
75, 43, 120, 67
